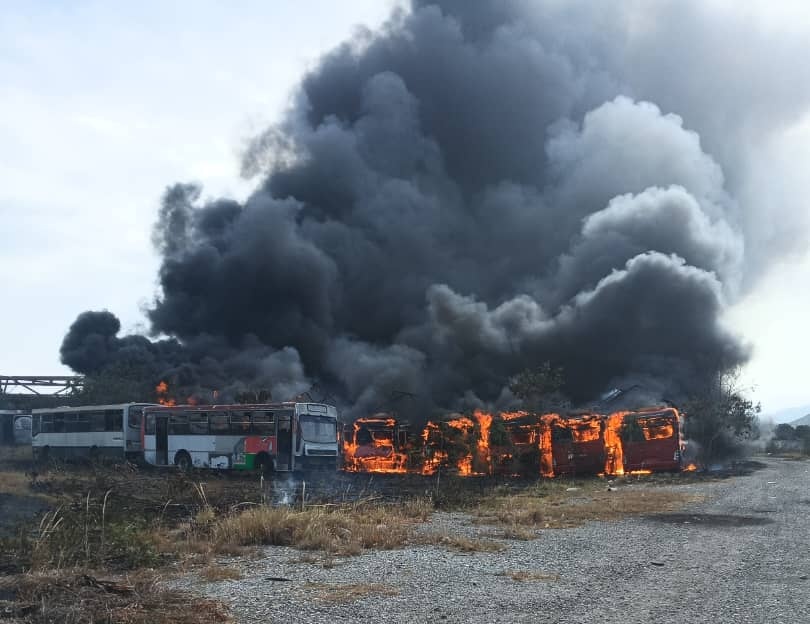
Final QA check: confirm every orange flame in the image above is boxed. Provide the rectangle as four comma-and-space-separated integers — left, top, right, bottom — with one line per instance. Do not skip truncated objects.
342, 417, 408, 473
603, 411, 626, 476
155, 381, 176, 406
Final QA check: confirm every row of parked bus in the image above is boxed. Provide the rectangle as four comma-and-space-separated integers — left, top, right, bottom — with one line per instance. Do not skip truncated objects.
24, 401, 689, 477
342, 406, 688, 477
29, 402, 341, 473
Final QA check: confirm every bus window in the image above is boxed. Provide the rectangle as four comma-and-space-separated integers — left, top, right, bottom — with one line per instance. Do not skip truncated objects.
209, 412, 228, 434
230, 411, 251, 435
145, 414, 156, 435
552, 425, 572, 442
32, 415, 41, 436
169, 413, 189, 435
105, 410, 123, 432
88, 411, 106, 432
571, 423, 601, 443
52, 414, 65, 434
189, 413, 208, 435
640, 417, 675, 440
129, 407, 143, 430
67, 412, 90, 433
252, 411, 275, 434
300, 414, 337, 443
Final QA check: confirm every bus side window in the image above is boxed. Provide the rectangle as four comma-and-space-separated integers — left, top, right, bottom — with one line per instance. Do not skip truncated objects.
52, 414, 65, 434
128, 408, 143, 430
145, 414, 156, 435
89, 411, 106, 432
252, 411, 274, 435
63, 414, 77, 433
169, 413, 190, 435
70, 412, 89, 433
105, 410, 123, 432
209, 412, 228, 434
230, 411, 251, 435
552, 426, 572, 442
40, 414, 53, 433
189, 413, 208, 435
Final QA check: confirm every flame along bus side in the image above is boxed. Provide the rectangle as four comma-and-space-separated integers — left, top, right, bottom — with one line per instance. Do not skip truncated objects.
141, 402, 340, 471
620, 407, 684, 472
31, 403, 153, 463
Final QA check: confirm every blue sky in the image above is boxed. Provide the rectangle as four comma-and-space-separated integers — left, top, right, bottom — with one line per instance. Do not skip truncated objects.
2, 0, 810, 419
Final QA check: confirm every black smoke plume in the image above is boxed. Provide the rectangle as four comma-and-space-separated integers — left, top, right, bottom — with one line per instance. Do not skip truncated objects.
62, 1, 810, 418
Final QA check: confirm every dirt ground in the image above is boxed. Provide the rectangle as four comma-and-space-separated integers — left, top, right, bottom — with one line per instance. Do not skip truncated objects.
175, 457, 807, 624
0, 447, 800, 624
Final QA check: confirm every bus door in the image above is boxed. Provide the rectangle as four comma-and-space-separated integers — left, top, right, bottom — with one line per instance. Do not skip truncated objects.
276, 411, 294, 471
0, 415, 13, 446
155, 415, 169, 466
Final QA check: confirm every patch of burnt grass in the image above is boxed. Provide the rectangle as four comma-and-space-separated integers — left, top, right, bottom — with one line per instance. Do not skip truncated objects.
2, 503, 162, 574
476, 484, 700, 529
303, 581, 400, 604
3, 571, 231, 623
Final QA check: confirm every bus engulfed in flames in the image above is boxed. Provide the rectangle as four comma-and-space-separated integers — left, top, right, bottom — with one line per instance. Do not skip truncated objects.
341, 406, 687, 478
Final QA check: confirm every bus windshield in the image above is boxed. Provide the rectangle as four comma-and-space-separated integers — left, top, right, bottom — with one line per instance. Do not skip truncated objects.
300, 414, 337, 444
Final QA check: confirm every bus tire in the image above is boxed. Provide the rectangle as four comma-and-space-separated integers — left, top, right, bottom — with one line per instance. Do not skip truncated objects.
174, 450, 192, 472
254, 452, 272, 475
89, 446, 101, 464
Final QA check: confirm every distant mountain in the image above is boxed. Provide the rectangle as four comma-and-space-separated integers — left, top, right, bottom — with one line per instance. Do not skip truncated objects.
761, 404, 810, 424
790, 413, 810, 428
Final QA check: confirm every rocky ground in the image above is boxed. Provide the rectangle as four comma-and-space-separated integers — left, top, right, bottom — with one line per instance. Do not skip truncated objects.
177, 457, 810, 624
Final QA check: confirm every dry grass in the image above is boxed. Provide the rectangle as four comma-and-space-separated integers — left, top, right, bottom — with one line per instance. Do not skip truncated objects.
303, 581, 400, 603
208, 500, 427, 556
0, 469, 34, 497
476, 483, 701, 529
490, 524, 538, 541
415, 531, 505, 552
498, 570, 560, 582
2, 571, 231, 623
199, 565, 242, 582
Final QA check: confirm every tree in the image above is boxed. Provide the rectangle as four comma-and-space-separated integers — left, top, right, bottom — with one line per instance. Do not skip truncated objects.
774, 423, 797, 441
682, 368, 760, 463
509, 362, 569, 413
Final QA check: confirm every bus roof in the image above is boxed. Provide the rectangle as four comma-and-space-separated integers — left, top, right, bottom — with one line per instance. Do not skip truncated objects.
31, 403, 157, 414
142, 402, 334, 413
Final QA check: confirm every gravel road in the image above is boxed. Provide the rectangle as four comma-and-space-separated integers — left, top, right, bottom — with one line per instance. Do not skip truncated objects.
184, 457, 810, 623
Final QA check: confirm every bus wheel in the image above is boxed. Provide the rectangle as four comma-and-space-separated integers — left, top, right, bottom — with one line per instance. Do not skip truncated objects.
254, 453, 272, 475
89, 446, 101, 464
174, 451, 192, 472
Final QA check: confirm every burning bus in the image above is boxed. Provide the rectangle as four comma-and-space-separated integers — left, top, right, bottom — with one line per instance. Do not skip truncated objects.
342, 415, 411, 473
619, 407, 683, 473
341, 404, 687, 478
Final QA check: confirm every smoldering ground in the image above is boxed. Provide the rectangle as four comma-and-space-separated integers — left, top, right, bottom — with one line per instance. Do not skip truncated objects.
62, 1, 810, 419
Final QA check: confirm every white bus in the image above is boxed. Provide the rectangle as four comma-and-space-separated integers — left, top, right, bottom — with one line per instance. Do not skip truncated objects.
31, 403, 154, 463
1, 410, 30, 446
142, 402, 340, 472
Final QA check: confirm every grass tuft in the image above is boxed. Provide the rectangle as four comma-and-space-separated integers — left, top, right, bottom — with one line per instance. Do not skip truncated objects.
304, 581, 400, 603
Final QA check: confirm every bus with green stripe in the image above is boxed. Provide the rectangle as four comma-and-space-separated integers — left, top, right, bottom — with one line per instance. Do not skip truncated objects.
142, 402, 339, 472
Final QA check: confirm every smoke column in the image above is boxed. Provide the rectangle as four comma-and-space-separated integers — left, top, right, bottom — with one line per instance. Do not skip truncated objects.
62, 1, 810, 418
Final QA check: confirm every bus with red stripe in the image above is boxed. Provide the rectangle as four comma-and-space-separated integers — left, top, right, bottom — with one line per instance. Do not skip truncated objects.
142, 402, 339, 472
